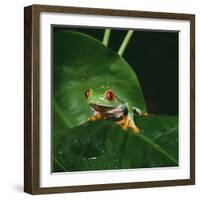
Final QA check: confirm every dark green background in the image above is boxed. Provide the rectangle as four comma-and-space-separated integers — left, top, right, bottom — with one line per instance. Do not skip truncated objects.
53, 26, 179, 115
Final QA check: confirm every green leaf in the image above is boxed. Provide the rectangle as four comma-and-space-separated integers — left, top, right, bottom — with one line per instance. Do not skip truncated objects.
53, 115, 178, 172
53, 30, 146, 132
52, 30, 178, 172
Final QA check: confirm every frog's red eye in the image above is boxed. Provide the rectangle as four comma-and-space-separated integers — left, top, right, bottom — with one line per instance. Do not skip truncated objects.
85, 89, 90, 98
105, 90, 115, 101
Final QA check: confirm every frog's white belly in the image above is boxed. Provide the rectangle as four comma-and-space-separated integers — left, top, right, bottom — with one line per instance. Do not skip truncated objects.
90, 104, 128, 120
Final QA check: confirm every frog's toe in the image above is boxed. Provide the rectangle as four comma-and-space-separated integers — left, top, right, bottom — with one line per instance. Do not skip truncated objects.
89, 116, 96, 121
122, 126, 128, 130
89, 113, 102, 121
116, 121, 128, 130
132, 127, 140, 133
129, 125, 140, 134
116, 118, 126, 126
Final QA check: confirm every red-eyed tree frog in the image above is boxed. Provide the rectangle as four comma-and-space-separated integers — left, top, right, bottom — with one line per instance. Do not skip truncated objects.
85, 87, 148, 133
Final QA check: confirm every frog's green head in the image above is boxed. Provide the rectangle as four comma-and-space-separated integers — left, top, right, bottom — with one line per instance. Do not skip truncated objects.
85, 87, 123, 108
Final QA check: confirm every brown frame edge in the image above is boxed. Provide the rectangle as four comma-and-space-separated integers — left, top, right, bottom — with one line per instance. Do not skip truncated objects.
24, 4, 195, 195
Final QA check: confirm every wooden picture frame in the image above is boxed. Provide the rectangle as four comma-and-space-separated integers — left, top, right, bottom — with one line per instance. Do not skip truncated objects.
24, 4, 195, 194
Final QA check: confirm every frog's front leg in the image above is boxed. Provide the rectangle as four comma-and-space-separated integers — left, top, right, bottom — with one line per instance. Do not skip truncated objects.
88, 108, 102, 122
116, 115, 140, 133
116, 105, 140, 134
128, 117, 140, 133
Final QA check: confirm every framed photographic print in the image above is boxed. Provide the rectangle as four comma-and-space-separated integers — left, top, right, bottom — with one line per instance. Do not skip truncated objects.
24, 4, 195, 194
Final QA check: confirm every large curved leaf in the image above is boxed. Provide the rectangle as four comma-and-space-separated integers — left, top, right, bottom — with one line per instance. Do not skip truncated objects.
53, 115, 178, 172
53, 31, 146, 129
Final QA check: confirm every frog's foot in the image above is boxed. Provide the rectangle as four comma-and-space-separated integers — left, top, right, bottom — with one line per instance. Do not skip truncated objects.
116, 117, 126, 126
143, 112, 149, 117
89, 113, 101, 121
116, 117, 140, 134
131, 126, 140, 134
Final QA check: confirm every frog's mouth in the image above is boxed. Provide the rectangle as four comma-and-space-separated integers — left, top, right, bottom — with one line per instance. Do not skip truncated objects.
90, 103, 115, 112
90, 103, 128, 119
